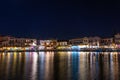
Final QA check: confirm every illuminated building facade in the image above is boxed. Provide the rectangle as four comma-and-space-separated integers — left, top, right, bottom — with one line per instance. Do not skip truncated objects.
114, 33, 120, 48
0, 36, 37, 50
69, 37, 89, 50
39, 40, 57, 50
0, 33, 120, 51
56, 40, 70, 50
57, 40, 68, 46
69, 37, 100, 49
88, 37, 101, 48
69, 38, 84, 45
100, 38, 113, 48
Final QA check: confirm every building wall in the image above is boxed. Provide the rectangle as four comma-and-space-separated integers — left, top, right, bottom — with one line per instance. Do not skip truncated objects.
69, 37, 100, 48
69, 38, 86, 45
88, 37, 101, 48
57, 41, 68, 46
39, 40, 57, 49
114, 33, 120, 44
100, 38, 113, 48
0, 36, 36, 47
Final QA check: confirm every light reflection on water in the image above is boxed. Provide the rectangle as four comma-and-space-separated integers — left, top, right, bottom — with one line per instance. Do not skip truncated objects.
0, 52, 120, 80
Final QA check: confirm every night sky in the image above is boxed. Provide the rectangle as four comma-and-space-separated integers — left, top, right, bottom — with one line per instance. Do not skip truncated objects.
0, 0, 120, 39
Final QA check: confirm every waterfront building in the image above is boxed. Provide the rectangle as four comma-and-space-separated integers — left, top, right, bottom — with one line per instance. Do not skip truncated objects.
114, 33, 120, 48
100, 38, 113, 48
69, 37, 101, 49
39, 39, 57, 50
69, 37, 89, 45
69, 37, 89, 50
82, 37, 89, 45
57, 40, 68, 46
69, 38, 83, 45
88, 37, 101, 48
57, 40, 70, 50
1, 33, 120, 51
0, 36, 37, 50
0, 35, 2, 42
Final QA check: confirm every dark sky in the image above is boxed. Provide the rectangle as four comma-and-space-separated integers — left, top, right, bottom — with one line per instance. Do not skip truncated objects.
0, 0, 120, 39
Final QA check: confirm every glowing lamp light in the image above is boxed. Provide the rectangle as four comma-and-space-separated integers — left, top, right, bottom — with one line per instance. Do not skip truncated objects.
39, 46, 45, 50
78, 45, 86, 48
71, 46, 80, 50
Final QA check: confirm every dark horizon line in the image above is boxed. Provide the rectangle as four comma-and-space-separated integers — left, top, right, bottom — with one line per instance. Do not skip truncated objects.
0, 32, 119, 40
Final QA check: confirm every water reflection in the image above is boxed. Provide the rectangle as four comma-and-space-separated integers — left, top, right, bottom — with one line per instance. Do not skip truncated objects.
0, 52, 120, 80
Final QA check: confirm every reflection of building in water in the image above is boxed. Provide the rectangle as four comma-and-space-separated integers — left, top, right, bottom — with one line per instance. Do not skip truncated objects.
88, 52, 98, 80
31, 52, 38, 80
38, 52, 45, 80
38, 52, 54, 80
57, 52, 68, 80
5, 53, 11, 79
67, 52, 72, 80
109, 52, 119, 80
44, 52, 54, 80
79, 52, 88, 80
11, 52, 17, 77
114, 53, 119, 80
102, 52, 110, 80
71, 52, 79, 80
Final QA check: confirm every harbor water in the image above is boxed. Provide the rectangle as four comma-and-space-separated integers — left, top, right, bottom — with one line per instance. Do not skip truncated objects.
0, 52, 120, 80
